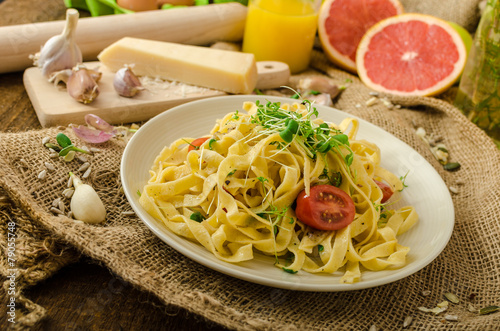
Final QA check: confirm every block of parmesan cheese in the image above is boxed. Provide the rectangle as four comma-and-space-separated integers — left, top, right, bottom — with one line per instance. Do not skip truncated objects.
98, 37, 257, 94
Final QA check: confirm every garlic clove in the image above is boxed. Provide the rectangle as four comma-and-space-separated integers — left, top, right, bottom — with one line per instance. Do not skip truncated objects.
69, 172, 106, 224
34, 9, 83, 78
67, 65, 100, 104
113, 66, 145, 97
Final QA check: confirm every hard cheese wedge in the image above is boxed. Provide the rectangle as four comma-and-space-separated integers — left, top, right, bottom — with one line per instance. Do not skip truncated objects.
98, 37, 258, 94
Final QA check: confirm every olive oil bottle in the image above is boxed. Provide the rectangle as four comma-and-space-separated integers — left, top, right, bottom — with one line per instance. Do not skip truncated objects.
454, 0, 500, 145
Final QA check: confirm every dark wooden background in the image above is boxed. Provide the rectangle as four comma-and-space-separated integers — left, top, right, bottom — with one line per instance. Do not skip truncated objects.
0, 0, 230, 329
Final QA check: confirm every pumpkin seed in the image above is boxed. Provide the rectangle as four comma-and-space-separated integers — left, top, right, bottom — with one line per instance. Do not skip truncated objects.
444, 314, 458, 321
479, 306, 500, 315
67, 175, 73, 188
45, 142, 61, 151
421, 290, 431, 296
19, 158, 29, 168
90, 147, 101, 153
42, 137, 51, 145
444, 292, 460, 304
443, 162, 461, 171
121, 211, 135, 216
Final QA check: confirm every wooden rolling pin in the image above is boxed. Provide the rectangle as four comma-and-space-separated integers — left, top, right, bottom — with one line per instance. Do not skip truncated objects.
0, 3, 247, 74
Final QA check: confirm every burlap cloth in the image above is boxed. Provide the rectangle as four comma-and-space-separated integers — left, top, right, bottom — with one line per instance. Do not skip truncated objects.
1, 0, 499, 330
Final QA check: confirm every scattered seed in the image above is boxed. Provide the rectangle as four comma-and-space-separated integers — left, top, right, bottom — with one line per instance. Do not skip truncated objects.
38, 169, 47, 180
444, 314, 458, 321
444, 162, 461, 171
394, 104, 401, 109
369, 91, 379, 96
77, 155, 88, 163
63, 150, 76, 162
42, 137, 51, 145
403, 316, 413, 328
67, 175, 73, 188
90, 147, 101, 153
19, 158, 29, 168
44, 162, 55, 171
381, 97, 393, 109
369, 324, 378, 331
50, 207, 63, 215
416, 127, 427, 139
121, 211, 135, 216
468, 303, 477, 312
78, 162, 90, 172
479, 306, 500, 315
82, 166, 91, 179
355, 103, 361, 108
49, 152, 59, 158
45, 142, 61, 151
57, 126, 66, 131
437, 301, 449, 308
52, 197, 61, 207
58, 200, 65, 213
81, 146, 90, 153
449, 186, 459, 194
67, 211, 74, 219
130, 123, 140, 130
365, 96, 378, 106
421, 290, 431, 296
63, 188, 74, 199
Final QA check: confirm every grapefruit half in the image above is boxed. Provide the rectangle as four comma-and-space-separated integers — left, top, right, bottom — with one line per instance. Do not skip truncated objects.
356, 14, 467, 96
318, 0, 403, 73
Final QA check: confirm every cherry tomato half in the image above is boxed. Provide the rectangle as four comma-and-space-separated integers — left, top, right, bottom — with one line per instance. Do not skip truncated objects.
374, 179, 394, 203
188, 137, 209, 152
295, 185, 356, 231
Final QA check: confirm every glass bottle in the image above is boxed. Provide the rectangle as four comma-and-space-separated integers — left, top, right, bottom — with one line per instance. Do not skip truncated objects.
454, 0, 500, 145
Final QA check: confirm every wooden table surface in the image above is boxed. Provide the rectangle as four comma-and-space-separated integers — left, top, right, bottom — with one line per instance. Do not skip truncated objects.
0, 0, 230, 329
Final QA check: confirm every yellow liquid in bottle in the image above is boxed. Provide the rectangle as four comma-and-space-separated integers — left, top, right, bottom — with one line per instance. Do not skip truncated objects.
242, 0, 319, 74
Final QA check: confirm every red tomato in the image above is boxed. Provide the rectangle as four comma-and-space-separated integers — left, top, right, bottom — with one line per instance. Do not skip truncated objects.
188, 137, 209, 152
295, 185, 356, 231
374, 179, 394, 203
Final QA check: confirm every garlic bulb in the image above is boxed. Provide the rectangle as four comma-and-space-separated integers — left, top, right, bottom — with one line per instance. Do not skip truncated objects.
113, 66, 144, 97
69, 172, 106, 224
67, 65, 100, 104
33, 9, 82, 78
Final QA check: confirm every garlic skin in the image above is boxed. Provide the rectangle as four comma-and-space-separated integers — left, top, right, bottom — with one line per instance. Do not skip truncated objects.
67, 65, 100, 104
34, 9, 82, 78
113, 66, 144, 97
69, 172, 106, 224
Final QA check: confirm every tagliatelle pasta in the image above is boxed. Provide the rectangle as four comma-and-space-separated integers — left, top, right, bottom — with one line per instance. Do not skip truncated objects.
139, 100, 418, 283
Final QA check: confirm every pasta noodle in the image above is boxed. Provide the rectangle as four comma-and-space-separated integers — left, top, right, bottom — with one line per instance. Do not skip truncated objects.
139, 100, 418, 283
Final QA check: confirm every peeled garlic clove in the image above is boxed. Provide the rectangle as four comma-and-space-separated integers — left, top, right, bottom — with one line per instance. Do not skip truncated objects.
34, 9, 83, 78
113, 66, 144, 97
67, 66, 100, 104
69, 172, 106, 224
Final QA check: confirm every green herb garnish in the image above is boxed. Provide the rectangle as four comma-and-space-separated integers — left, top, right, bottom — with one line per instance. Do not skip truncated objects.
190, 211, 206, 223
250, 101, 354, 168
56, 133, 91, 156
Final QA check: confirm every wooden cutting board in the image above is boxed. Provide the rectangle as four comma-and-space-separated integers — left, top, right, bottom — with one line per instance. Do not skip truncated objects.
23, 61, 290, 127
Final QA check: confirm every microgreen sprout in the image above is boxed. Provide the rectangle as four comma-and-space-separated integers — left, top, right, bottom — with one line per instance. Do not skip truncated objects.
399, 171, 410, 191
250, 100, 354, 169
190, 211, 206, 223
56, 133, 91, 156
208, 138, 217, 150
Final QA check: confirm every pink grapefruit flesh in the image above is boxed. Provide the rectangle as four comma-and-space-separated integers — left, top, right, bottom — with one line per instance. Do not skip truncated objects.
318, 0, 403, 73
356, 14, 467, 96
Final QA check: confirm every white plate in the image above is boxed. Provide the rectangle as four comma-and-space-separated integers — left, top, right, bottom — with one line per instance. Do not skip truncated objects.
121, 95, 454, 291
